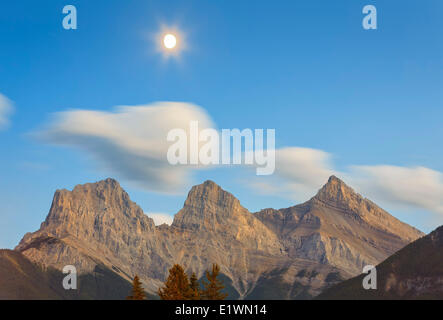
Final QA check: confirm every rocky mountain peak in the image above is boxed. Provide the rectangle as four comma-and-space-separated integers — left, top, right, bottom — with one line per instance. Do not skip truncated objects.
311, 175, 372, 215
172, 180, 245, 230
183, 180, 240, 207
314, 175, 357, 203
69, 177, 125, 201
309, 176, 423, 243
30, 178, 155, 242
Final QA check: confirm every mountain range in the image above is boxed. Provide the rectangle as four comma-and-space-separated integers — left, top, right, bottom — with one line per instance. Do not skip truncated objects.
1, 176, 429, 299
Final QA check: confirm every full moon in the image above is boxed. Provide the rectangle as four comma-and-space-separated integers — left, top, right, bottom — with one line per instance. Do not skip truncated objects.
163, 34, 177, 49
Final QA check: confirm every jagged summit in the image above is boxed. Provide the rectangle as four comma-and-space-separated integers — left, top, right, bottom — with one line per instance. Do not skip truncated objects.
47, 177, 139, 222
51, 178, 127, 210
327, 175, 344, 185
97, 177, 121, 188
201, 179, 218, 187
172, 180, 244, 231
188, 180, 223, 196
310, 175, 389, 221
57, 177, 122, 192
314, 175, 423, 241
313, 175, 360, 204
16, 177, 156, 254
184, 180, 239, 207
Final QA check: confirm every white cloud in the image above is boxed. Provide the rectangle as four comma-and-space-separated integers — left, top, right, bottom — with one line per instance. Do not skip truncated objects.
0, 93, 13, 130
148, 212, 174, 226
35, 101, 443, 220
252, 147, 443, 218
36, 102, 214, 193
248, 147, 336, 201
348, 165, 443, 215
276, 147, 335, 188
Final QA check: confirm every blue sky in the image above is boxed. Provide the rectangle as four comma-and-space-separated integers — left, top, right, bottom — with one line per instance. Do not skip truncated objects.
1, 0, 443, 248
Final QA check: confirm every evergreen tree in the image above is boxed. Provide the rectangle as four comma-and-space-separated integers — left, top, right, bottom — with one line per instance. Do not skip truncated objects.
126, 275, 146, 300
189, 272, 201, 300
201, 264, 228, 300
158, 264, 193, 300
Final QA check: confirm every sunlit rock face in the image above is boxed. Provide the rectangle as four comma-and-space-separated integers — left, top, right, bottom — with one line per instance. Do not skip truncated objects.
255, 176, 424, 276
16, 176, 424, 299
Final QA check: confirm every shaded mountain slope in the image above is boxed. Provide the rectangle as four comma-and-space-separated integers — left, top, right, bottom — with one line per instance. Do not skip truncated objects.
317, 225, 443, 299
0, 249, 149, 300
0, 249, 62, 299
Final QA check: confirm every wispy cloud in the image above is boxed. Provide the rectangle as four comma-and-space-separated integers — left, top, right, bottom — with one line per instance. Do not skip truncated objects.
35, 102, 214, 193
34, 101, 443, 220
253, 147, 443, 219
0, 93, 13, 130
276, 147, 335, 192
348, 165, 443, 215
247, 147, 336, 201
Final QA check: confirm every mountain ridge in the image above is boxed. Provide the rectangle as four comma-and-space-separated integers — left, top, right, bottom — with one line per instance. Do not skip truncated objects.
14, 176, 424, 299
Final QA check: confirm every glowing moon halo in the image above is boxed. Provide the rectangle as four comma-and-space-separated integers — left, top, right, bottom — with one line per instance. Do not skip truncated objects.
163, 34, 177, 49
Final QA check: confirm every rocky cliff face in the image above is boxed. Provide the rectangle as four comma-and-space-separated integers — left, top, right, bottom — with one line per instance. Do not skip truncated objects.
255, 176, 423, 275
15, 176, 424, 299
172, 180, 283, 254
16, 178, 166, 292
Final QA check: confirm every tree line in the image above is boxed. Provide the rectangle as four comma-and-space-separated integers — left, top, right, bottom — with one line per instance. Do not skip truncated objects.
127, 263, 228, 300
